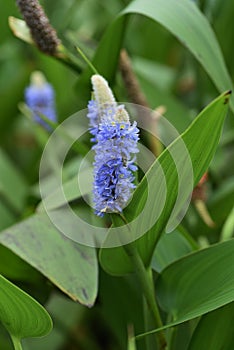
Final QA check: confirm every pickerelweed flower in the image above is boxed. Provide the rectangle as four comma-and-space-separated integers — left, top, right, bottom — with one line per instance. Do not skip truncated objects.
25, 71, 57, 130
87, 74, 139, 216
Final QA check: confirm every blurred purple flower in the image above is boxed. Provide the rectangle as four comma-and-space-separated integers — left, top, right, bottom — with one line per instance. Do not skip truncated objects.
25, 71, 56, 130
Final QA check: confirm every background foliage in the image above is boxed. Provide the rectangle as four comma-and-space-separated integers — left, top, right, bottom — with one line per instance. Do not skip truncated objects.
0, 0, 234, 349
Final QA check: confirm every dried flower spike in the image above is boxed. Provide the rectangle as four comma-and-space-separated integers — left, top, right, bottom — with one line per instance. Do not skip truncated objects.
192, 173, 215, 227
16, 0, 61, 55
87, 74, 139, 216
25, 71, 57, 130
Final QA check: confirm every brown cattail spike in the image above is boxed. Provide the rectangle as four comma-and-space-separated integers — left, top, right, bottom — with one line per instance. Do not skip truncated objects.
192, 173, 215, 228
16, 0, 61, 55
119, 49, 149, 108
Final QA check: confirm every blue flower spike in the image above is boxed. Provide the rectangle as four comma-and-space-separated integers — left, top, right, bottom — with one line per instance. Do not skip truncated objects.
25, 71, 57, 130
88, 74, 139, 216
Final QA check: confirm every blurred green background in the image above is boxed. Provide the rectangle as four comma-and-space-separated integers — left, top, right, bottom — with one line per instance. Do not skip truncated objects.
1, 1, 234, 349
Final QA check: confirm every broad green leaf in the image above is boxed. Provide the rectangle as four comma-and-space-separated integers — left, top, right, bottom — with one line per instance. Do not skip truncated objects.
0, 214, 98, 306
187, 302, 234, 350
121, 0, 234, 108
156, 240, 234, 322
77, 0, 234, 111
136, 240, 234, 340
100, 92, 230, 276
151, 227, 198, 273
0, 274, 52, 346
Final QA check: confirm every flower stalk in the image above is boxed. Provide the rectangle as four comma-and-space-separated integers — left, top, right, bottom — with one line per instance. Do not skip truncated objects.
124, 242, 167, 350
11, 336, 23, 350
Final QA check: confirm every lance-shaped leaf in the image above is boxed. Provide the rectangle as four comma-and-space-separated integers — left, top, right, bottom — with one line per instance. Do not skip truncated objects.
187, 302, 234, 350
156, 240, 234, 323
135, 239, 234, 340
76, 0, 234, 112
121, 0, 234, 109
100, 92, 231, 275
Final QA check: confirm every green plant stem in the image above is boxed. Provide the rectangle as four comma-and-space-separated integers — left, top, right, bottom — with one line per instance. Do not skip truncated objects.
143, 298, 157, 349
56, 45, 83, 74
11, 335, 23, 350
124, 242, 167, 350
76, 46, 99, 74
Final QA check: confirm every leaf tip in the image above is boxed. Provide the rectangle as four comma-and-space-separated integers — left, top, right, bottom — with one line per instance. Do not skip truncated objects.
223, 90, 232, 105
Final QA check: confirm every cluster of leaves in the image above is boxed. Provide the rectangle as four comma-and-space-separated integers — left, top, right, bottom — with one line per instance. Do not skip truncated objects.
0, 0, 234, 349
